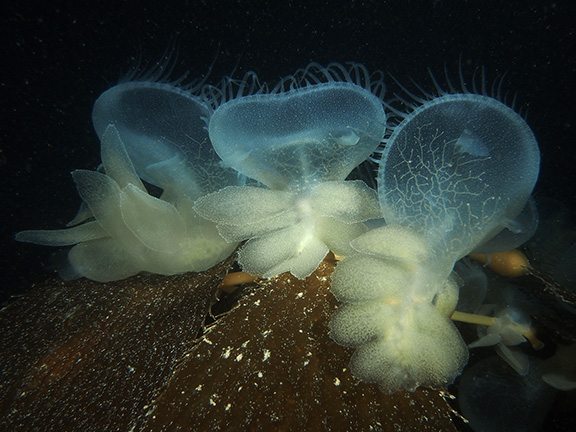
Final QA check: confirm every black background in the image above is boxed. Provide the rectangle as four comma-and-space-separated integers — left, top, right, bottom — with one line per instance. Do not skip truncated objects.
1, 0, 575, 304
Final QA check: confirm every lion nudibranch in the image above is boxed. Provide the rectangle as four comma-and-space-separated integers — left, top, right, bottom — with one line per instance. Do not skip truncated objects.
16, 81, 246, 281
194, 63, 387, 279
16, 124, 238, 282
329, 82, 540, 392
16, 62, 542, 395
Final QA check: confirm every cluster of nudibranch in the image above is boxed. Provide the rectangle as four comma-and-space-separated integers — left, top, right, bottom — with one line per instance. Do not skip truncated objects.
17, 62, 541, 394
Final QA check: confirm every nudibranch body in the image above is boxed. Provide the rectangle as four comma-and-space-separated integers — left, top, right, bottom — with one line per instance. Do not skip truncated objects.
194, 63, 387, 279
17, 82, 241, 282
329, 82, 540, 393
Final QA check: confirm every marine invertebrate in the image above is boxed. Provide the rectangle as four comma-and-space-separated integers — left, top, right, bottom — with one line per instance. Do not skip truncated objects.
194, 63, 386, 278
16, 78, 249, 281
16, 123, 237, 282
466, 305, 536, 375
329, 75, 541, 393
329, 225, 467, 393
15, 62, 543, 400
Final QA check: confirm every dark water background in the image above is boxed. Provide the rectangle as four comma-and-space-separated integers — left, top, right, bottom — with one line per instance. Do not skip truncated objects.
1, 0, 575, 304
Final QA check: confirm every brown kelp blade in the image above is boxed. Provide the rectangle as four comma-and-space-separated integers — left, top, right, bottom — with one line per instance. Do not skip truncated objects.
142, 259, 459, 431
0, 255, 234, 432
